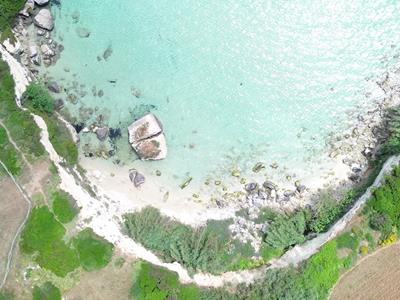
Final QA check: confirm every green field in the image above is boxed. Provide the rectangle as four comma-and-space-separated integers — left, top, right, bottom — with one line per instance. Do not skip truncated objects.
32, 282, 61, 300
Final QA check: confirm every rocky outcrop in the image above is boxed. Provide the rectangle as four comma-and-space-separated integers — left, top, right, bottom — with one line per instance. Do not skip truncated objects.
34, 9, 54, 31
128, 113, 167, 160
34, 0, 50, 5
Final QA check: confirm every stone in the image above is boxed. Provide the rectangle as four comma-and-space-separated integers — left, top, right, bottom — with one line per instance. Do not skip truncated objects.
133, 134, 167, 160
34, 0, 50, 5
40, 44, 54, 56
231, 169, 240, 177
128, 113, 167, 160
19, 0, 35, 17
76, 27, 91, 38
3, 38, 22, 55
128, 113, 163, 143
34, 9, 54, 31
47, 81, 61, 93
245, 182, 258, 192
96, 127, 109, 141
263, 180, 277, 190
296, 184, 306, 193
180, 177, 192, 189
129, 169, 145, 187
252, 162, 265, 173
29, 45, 38, 58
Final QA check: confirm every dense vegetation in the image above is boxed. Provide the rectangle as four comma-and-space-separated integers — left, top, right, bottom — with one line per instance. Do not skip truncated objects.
20, 206, 113, 277
0, 59, 45, 159
51, 191, 78, 223
124, 207, 255, 274
22, 84, 78, 165
32, 282, 61, 300
72, 228, 114, 271
364, 165, 400, 238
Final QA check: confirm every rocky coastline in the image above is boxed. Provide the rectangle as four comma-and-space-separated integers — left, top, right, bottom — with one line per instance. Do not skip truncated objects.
4, 0, 400, 252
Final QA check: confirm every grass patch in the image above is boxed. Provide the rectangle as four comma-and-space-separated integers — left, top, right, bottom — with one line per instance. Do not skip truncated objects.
0, 290, 14, 300
32, 282, 61, 300
19, 206, 80, 277
0, 59, 45, 159
0, 126, 21, 175
51, 191, 78, 223
336, 231, 359, 251
131, 261, 199, 300
73, 228, 114, 271
0, 0, 25, 32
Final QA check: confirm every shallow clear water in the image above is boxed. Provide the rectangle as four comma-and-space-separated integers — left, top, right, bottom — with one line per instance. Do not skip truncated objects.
47, 1, 400, 187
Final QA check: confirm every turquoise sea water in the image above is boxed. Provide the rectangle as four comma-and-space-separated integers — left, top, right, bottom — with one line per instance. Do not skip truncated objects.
47, 1, 400, 188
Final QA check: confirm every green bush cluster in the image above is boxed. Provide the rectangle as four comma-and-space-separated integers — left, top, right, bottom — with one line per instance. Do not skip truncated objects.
131, 261, 199, 300
72, 228, 114, 272
21, 83, 78, 165
0, 290, 14, 300
52, 191, 79, 223
20, 206, 113, 277
0, 59, 45, 158
32, 282, 61, 300
22, 84, 54, 115
365, 165, 400, 238
19, 206, 80, 277
124, 207, 255, 274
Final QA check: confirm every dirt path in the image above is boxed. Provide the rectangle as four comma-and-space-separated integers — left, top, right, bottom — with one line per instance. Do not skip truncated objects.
0, 161, 32, 289
330, 242, 400, 300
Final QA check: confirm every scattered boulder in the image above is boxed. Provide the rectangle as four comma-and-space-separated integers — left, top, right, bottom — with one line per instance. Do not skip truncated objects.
29, 45, 38, 58
245, 182, 258, 192
103, 45, 113, 60
76, 27, 91, 38
263, 180, 277, 191
96, 127, 109, 141
34, 9, 54, 31
252, 162, 265, 173
128, 113, 167, 160
40, 44, 54, 56
129, 169, 145, 187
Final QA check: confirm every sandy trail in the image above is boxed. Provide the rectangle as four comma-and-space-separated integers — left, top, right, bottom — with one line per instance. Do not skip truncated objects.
2, 45, 400, 287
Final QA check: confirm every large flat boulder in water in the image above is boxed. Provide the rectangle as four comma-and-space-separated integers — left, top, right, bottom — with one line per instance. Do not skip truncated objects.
128, 113, 167, 160
34, 9, 54, 31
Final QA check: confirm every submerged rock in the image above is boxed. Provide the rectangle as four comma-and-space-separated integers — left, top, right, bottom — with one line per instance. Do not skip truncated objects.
47, 81, 61, 93
96, 127, 109, 141
76, 27, 91, 38
128, 113, 167, 160
34, 9, 54, 31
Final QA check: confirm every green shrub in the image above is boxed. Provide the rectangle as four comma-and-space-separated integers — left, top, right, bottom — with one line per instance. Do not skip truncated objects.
73, 228, 114, 271
32, 282, 61, 300
336, 232, 359, 251
19, 206, 80, 277
0, 0, 25, 30
52, 191, 78, 223
22, 84, 54, 115
264, 210, 307, 249
0, 289, 14, 300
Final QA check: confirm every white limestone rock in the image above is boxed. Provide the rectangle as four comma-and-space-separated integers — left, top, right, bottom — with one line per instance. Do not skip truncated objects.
34, 0, 50, 5
34, 9, 54, 31
3, 38, 22, 55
